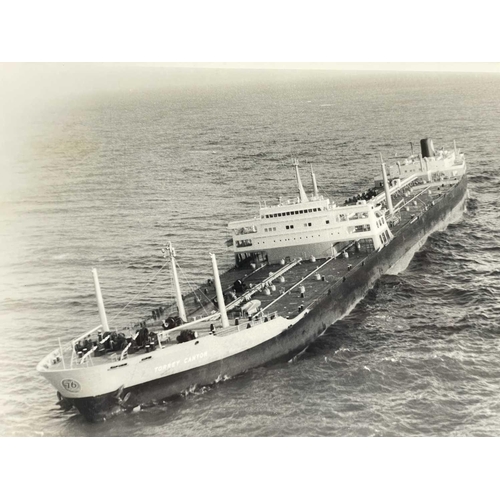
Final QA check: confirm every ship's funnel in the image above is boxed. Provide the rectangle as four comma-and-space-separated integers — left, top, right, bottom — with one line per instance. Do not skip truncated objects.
420, 138, 435, 158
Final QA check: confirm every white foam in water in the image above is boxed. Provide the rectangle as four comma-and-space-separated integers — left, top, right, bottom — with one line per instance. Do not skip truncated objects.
386, 193, 468, 276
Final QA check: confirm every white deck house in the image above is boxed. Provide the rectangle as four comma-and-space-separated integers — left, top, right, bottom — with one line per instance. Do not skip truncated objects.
228, 164, 392, 264
228, 139, 466, 265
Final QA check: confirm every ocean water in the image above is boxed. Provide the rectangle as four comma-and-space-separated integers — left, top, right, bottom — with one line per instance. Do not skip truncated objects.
1, 66, 499, 436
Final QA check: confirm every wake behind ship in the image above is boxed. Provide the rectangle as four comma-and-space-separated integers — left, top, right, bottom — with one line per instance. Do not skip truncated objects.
37, 138, 468, 422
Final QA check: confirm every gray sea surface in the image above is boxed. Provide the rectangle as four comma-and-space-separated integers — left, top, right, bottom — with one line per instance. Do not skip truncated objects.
1, 66, 499, 436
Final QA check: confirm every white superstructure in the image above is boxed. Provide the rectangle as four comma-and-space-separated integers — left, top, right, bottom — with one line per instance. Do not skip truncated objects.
228, 139, 466, 265
228, 164, 392, 264
380, 139, 466, 183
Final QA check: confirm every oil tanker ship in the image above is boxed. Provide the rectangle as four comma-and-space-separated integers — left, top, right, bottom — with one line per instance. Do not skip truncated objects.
37, 138, 468, 422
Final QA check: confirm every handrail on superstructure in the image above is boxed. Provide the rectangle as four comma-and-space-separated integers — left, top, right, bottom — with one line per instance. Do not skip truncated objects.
80, 346, 97, 365
77, 334, 111, 366
70, 324, 103, 368
120, 343, 131, 361
120, 331, 140, 360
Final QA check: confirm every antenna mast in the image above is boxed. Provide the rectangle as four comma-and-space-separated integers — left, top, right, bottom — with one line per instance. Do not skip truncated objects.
164, 242, 187, 323
380, 153, 394, 216
294, 159, 309, 203
310, 165, 319, 198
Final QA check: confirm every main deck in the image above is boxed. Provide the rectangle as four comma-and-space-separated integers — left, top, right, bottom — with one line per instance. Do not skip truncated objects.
43, 175, 460, 372
151, 176, 456, 326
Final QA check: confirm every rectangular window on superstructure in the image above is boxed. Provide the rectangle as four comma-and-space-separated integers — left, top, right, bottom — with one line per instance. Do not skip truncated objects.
299, 210, 303, 214
290, 225, 294, 229
308, 222, 312, 227
286, 212, 290, 216
236, 239, 253, 248
326, 220, 330, 224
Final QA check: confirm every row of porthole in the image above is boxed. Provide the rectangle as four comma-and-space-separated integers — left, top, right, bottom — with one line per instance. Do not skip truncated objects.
264, 207, 324, 218
251, 230, 345, 246
269, 234, 334, 243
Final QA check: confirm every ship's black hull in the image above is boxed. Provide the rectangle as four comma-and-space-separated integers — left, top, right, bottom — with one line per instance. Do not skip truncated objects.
69, 176, 468, 422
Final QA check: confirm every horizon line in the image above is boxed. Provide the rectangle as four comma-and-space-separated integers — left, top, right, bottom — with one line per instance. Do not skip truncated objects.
136, 62, 500, 73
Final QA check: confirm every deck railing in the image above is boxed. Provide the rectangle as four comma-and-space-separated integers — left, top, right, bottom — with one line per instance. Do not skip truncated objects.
69, 325, 103, 368
215, 311, 281, 337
